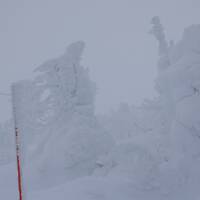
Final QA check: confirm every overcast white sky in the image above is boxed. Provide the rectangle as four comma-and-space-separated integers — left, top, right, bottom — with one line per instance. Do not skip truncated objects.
0, 0, 200, 121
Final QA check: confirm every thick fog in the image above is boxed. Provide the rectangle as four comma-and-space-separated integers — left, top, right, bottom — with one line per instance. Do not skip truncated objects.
0, 0, 200, 121
2, 1, 200, 200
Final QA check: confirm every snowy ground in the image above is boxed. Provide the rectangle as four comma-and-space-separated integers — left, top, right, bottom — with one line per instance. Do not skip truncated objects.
0, 163, 148, 200
2, 163, 199, 200
1, 163, 136, 200
0, 164, 18, 199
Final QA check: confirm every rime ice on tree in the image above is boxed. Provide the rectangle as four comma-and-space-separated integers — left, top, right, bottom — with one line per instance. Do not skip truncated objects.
13, 41, 113, 188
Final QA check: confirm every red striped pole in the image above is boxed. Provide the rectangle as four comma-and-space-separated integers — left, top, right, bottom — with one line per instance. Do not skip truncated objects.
15, 127, 23, 200
12, 85, 23, 200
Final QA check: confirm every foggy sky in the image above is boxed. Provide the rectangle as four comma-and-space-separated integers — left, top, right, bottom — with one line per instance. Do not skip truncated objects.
0, 0, 200, 121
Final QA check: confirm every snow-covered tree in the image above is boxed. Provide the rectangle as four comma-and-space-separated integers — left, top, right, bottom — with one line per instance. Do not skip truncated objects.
149, 18, 200, 195
33, 41, 96, 120
150, 16, 168, 56
18, 41, 114, 188
97, 18, 200, 194
150, 16, 170, 73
